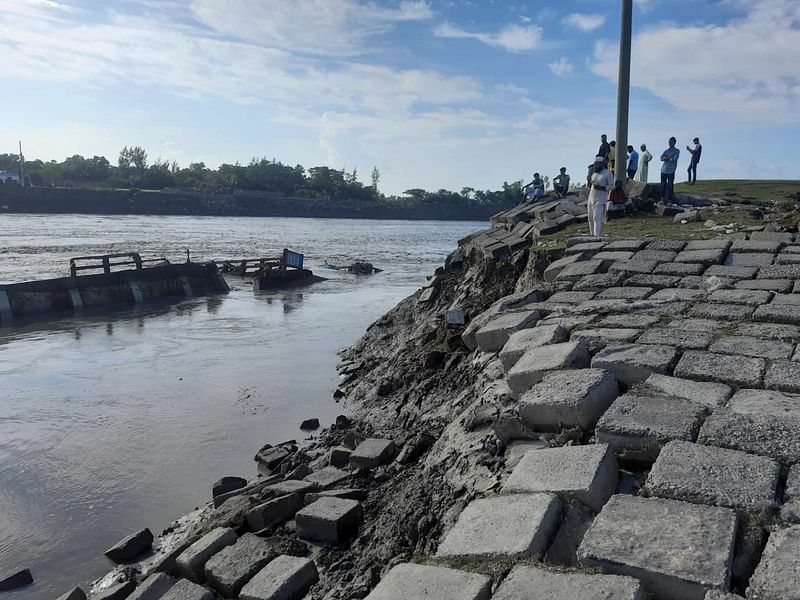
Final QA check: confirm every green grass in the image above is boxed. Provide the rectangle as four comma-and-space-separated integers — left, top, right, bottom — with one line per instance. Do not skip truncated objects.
534, 206, 765, 249
674, 179, 800, 208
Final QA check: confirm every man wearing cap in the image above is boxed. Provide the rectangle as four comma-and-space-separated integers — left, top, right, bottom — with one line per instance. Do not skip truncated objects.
587, 156, 614, 237
635, 144, 652, 182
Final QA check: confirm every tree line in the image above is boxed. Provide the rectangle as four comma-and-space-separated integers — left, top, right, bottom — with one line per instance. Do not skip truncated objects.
0, 148, 522, 211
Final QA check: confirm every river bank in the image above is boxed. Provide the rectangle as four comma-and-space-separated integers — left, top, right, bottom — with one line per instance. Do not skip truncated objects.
12, 206, 800, 599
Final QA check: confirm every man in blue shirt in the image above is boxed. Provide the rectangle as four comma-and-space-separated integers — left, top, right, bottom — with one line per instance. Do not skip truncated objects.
626, 145, 639, 180
686, 137, 702, 184
660, 137, 680, 203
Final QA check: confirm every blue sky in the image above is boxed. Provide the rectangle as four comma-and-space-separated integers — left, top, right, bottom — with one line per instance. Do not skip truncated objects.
0, 0, 797, 194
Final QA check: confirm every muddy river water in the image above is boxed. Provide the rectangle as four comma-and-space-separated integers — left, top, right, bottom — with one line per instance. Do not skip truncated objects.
0, 214, 482, 599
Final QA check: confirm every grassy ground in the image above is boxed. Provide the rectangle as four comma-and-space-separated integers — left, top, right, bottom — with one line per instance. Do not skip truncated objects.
674, 179, 800, 207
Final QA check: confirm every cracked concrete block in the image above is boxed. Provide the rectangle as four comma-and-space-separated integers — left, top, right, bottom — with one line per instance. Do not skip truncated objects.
474, 310, 540, 353
596, 287, 654, 300
493, 565, 644, 600
303, 466, 351, 489
573, 271, 625, 291
176, 527, 237, 583
596, 394, 708, 463
600, 313, 662, 328
644, 440, 780, 516
747, 526, 800, 600
650, 288, 708, 301
637, 327, 712, 349
578, 495, 737, 600
364, 563, 491, 600
643, 374, 732, 409
557, 259, 610, 282
436, 493, 561, 561
548, 291, 597, 304
710, 336, 794, 360
519, 368, 619, 431
608, 260, 659, 275
688, 303, 755, 321
571, 328, 642, 352
239, 556, 318, 600
708, 290, 771, 306
698, 389, 800, 465
675, 249, 727, 266
544, 253, 587, 282
507, 341, 590, 394
591, 343, 680, 386
204, 534, 275, 597
245, 493, 303, 531
502, 444, 618, 512
674, 351, 766, 388
499, 324, 568, 370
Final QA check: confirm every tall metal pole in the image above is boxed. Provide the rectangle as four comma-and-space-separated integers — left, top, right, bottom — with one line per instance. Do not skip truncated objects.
614, 0, 633, 183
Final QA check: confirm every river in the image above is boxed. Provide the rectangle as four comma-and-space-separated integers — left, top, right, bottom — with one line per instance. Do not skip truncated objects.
0, 214, 482, 599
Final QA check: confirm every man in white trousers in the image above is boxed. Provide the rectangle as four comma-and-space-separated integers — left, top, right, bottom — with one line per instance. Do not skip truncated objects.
587, 156, 614, 237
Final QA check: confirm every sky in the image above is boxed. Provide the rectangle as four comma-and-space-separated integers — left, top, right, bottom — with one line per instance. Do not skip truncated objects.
0, 0, 798, 195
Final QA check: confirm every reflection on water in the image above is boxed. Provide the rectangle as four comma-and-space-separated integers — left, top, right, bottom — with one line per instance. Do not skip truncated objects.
0, 215, 482, 600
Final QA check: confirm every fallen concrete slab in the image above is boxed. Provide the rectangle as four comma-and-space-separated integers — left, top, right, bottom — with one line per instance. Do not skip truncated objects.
176, 527, 237, 583
204, 534, 275, 597
238, 556, 318, 600
492, 564, 644, 600
507, 341, 590, 394
364, 563, 491, 600
591, 344, 680, 386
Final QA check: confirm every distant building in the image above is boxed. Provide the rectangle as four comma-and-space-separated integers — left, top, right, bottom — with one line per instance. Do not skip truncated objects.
0, 170, 20, 184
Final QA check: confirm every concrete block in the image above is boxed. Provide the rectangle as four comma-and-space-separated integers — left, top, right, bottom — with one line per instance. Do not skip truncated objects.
650, 287, 708, 301
493, 565, 644, 600
503, 444, 618, 511
674, 350, 765, 388
747, 526, 800, 600
725, 252, 775, 267
754, 303, 800, 325
245, 493, 303, 531
591, 344, 680, 386
329, 446, 351, 468
605, 239, 647, 251
303, 466, 350, 489
688, 303, 755, 321
637, 327, 711, 349
705, 265, 760, 279
735, 322, 800, 341
644, 374, 732, 409
680, 276, 735, 290
239, 556, 318, 600
708, 289, 771, 306
764, 360, 800, 392
295, 497, 362, 543
548, 290, 597, 304
557, 259, 609, 282
771, 293, 800, 305
461, 289, 543, 349
499, 324, 568, 370
666, 318, 723, 332
204, 534, 275, 597
647, 239, 687, 252
710, 336, 794, 360
263, 480, 318, 497
93, 581, 136, 600
55, 587, 87, 600
436, 493, 561, 560
600, 313, 661, 328
736, 278, 793, 292
596, 394, 708, 463
578, 495, 737, 600
698, 389, 800, 465
731, 239, 783, 253
474, 310, 539, 352
595, 251, 635, 261
573, 271, 625, 291
519, 368, 618, 431
775, 253, 800, 264
596, 287, 653, 300
675, 249, 727, 266
624, 274, 681, 289
645, 440, 780, 515
685, 239, 733, 251
176, 527, 237, 583
782, 465, 800, 523
544, 253, 586, 282
608, 260, 659, 274
566, 241, 607, 254
758, 264, 800, 279
704, 593, 741, 600
212, 477, 247, 501
105, 528, 154, 563
127, 574, 174, 600
159, 579, 212, 600
571, 328, 642, 352
349, 438, 395, 469
654, 262, 706, 276
750, 231, 794, 242
632, 250, 678, 263
538, 313, 598, 331
364, 563, 491, 600
507, 341, 590, 394
303, 488, 367, 505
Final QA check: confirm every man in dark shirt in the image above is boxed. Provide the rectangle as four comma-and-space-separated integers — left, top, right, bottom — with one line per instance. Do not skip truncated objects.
598, 134, 610, 162
686, 137, 702, 184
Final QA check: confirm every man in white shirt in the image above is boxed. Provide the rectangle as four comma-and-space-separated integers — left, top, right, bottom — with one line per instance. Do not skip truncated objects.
587, 156, 614, 237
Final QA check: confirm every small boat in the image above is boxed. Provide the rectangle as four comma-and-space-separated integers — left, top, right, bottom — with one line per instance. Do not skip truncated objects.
322, 259, 383, 274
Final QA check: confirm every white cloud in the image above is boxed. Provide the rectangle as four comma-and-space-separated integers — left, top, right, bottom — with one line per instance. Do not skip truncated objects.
548, 57, 575, 77
189, 0, 433, 57
592, 0, 800, 124
563, 13, 606, 32
434, 22, 543, 53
